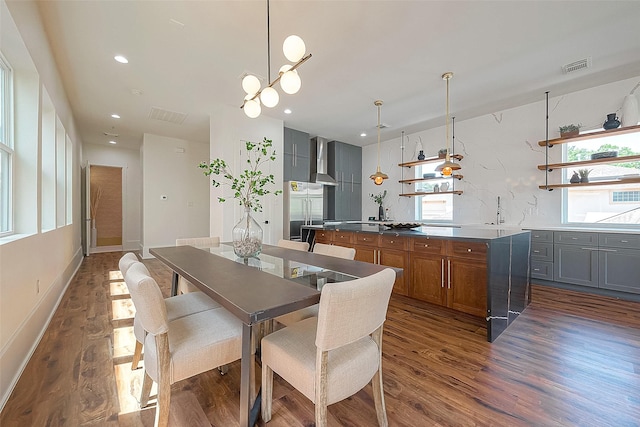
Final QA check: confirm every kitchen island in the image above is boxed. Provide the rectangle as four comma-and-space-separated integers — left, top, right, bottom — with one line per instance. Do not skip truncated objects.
303, 223, 531, 342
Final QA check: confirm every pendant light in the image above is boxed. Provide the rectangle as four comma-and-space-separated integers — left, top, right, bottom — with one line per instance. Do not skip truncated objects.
435, 72, 461, 177
370, 100, 388, 185
240, 0, 312, 118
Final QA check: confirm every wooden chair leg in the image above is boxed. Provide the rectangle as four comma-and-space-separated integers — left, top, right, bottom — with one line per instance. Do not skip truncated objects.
372, 367, 388, 427
261, 362, 273, 422
155, 334, 171, 427
131, 340, 143, 370
371, 327, 388, 427
315, 351, 328, 427
140, 370, 153, 408
218, 364, 229, 375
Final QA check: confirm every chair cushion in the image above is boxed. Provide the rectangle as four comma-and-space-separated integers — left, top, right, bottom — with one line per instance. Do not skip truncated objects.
144, 307, 242, 384
261, 317, 380, 405
133, 292, 221, 342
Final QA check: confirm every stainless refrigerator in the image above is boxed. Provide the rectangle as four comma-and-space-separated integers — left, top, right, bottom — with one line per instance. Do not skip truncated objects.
283, 181, 324, 240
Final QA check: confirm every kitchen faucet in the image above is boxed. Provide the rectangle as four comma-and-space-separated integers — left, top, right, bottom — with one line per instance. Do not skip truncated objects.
497, 196, 505, 224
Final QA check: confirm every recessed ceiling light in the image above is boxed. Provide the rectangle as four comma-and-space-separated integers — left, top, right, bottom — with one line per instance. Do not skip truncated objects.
284, 109, 292, 114
114, 55, 128, 64
360, 132, 367, 137
109, 140, 117, 144
111, 114, 121, 119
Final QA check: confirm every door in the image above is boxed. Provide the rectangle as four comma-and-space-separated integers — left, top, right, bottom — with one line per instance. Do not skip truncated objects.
285, 181, 308, 240
307, 183, 324, 225
90, 165, 123, 252
410, 253, 445, 305
81, 164, 91, 256
448, 258, 487, 317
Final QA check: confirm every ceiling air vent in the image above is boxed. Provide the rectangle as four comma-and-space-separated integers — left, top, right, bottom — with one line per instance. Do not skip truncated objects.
148, 107, 187, 125
562, 57, 592, 74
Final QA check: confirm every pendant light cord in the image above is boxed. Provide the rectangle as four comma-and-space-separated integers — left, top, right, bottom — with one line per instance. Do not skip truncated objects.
266, 0, 271, 82
377, 103, 381, 169
445, 75, 450, 160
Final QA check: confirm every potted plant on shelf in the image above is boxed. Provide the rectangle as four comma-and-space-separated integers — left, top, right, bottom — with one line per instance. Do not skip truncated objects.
559, 123, 582, 138
578, 168, 592, 183
438, 148, 448, 159
371, 190, 387, 221
199, 137, 282, 258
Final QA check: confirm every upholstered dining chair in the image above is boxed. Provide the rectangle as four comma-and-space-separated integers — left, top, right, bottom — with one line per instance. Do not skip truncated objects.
175, 236, 221, 294
261, 268, 396, 427
124, 261, 242, 427
276, 242, 356, 327
118, 253, 221, 370
277, 238, 310, 252
312, 242, 356, 260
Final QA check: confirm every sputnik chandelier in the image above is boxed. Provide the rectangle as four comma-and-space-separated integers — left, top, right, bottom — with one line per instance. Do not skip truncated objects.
240, 0, 312, 118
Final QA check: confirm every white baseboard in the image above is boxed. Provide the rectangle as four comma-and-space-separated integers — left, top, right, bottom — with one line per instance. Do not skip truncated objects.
0, 247, 83, 412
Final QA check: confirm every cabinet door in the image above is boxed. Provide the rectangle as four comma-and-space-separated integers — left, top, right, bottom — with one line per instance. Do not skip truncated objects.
347, 144, 362, 184
284, 128, 310, 182
448, 258, 487, 317
599, 248, 640, 294
350, 182, 362, 220
380, 248, 409, 296
352, 244, 376, 264
553, 244, 598, 287
409, 253, 445, 305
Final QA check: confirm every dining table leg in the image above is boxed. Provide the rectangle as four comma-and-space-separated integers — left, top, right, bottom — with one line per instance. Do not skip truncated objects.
170, 271, 179, 296
240, 322, 253, 427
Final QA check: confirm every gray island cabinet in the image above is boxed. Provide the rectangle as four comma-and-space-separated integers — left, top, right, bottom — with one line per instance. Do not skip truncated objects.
531, 229, 640, 298
304, 224, 531, 342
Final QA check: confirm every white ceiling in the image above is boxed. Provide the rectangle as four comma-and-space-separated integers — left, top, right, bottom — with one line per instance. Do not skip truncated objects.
36, 1, 640, 150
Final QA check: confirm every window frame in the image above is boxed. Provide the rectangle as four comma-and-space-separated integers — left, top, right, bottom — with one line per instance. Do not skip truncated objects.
561, 129, 640, 228
0, 52, 14, 237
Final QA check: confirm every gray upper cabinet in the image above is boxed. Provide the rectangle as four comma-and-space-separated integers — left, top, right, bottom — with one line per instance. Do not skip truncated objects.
327, 141, 362, 220
283, 127, 310, 182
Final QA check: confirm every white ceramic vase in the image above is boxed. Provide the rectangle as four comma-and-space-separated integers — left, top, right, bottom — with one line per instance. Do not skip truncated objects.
621, 94, 639, 127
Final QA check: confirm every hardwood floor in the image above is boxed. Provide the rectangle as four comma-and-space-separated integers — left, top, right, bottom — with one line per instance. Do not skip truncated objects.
1, 251, 639, 426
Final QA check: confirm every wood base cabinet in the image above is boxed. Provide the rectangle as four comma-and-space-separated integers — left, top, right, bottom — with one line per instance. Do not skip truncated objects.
410, 237, 487, 317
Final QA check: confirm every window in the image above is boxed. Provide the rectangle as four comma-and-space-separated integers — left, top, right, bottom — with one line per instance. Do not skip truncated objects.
0, 53, 13, 236
612, 191, 640, 203
564, 129, 640, 225
415, 163, 453, 222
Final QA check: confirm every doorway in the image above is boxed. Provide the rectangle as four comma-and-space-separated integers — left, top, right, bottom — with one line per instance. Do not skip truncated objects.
90, 165, 123, 253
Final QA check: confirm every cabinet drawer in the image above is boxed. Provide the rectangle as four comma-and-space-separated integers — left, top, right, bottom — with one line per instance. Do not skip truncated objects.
315, 230, 334, 243
530, 260, 553, 280
411, 237, 445, 254
379, 234, 408, 250
448, 241, 488, 260
355, 233, 379, 247
554, 231, 598, 246
530, 230, 553, 243
531, 242, 553, 261
599, 233, 640, 250
333, 230, 354, 244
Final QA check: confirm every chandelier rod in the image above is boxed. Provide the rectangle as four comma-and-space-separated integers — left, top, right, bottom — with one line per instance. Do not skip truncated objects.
240, 54, 313, 109
266, 0, 271, 83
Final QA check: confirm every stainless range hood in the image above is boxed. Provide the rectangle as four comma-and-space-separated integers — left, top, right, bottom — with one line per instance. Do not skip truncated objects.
310, 137, 337, 186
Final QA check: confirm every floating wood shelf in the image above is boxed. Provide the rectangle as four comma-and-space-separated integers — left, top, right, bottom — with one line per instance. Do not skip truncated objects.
537, 125, 640, 147
399, 174, 463, 184
399, 154, 463, 168
537, 154, 640, 171
400, 190, 463, 197
539, 177, 640, 190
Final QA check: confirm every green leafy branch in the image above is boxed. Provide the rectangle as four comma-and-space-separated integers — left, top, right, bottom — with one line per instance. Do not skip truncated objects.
198, 137, 283, 212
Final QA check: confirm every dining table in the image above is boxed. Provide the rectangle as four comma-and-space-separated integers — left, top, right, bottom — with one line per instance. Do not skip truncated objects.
150, 242, 402, 427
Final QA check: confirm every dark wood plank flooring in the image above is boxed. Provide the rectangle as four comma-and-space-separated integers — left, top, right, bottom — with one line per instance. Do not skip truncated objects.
1, 251, 639, 426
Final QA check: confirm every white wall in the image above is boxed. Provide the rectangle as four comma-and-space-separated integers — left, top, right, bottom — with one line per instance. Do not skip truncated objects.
209, 105, 284, 245
0, 0, 83, 410
83, 143, 142, 251
363, 75, 640, 228
141, 134, 210, 257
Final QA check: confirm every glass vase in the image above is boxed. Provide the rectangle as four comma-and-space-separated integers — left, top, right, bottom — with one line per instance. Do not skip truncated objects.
232, 207, 263, 258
